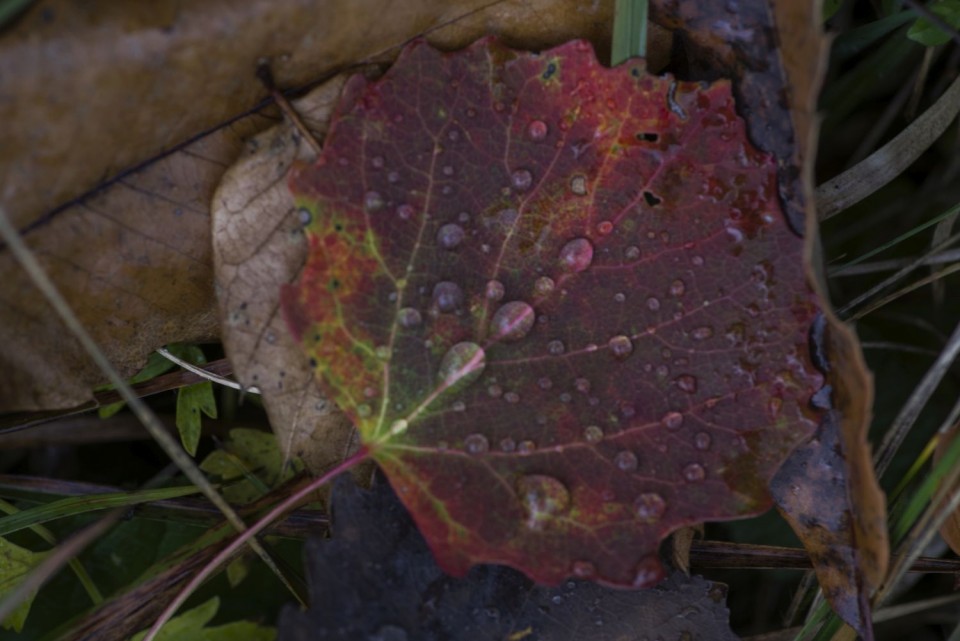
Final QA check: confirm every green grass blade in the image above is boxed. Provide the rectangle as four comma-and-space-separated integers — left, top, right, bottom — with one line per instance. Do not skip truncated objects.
0, 499, 103, 607
612, 0, 648, 65
0, 486, 200, 537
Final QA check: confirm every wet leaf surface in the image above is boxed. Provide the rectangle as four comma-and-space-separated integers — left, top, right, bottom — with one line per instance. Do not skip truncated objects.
282, 38, 824, 587
278, 474, 740, 641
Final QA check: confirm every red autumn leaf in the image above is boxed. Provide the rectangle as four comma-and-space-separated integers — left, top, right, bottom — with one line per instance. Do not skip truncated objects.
281, 37, 824, 587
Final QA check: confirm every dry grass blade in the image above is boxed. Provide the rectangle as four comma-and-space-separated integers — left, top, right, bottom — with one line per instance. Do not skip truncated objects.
0, 205, 304, 607
848, 261, 960, 321
156, 347, 260, 394
816, 74, 960, 220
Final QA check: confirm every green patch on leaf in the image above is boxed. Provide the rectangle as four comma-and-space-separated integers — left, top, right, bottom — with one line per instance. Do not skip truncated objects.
128, 597, 275, 641
200, 428, 304, 504
0, 536, 49, 632
907, 0, 960, 46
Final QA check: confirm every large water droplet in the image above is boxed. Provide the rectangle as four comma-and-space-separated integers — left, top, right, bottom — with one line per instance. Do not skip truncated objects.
438, 342, 486, 388
694, 432, 712, 450
574, 377, 591, 393
490, 301, 535, 342
669, 279, 686, 297
485, 280, 505, 301
534, 276, 556, 296
583, 425, 604, 443
675, 374, 698, 393
683, 463, 706, 482
608, 335, 633, 359
569, 175, 588, 196
464, 433, 489, 454
364, 190, 385, 212
646, 296, 661, 311
436, 223, 464, 249
634, 492, 666, 521
517, 475, 571, 529
499, 437, 516, 452
397, 307, 422, 328
547, 339, 565, 355
511, 169, 533, 191
558, 238, 594, 273
433, 281, 464, 312
396, 203, 414, 220
614, 450, 638, 472
527, 119, 548, 140
660, 411, 684, 430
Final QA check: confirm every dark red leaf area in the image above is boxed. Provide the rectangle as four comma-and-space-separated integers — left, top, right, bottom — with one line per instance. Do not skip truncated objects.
283, 38, 823, 588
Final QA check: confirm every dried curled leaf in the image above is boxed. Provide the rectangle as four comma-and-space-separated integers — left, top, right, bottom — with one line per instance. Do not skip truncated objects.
282, 38, 823, 587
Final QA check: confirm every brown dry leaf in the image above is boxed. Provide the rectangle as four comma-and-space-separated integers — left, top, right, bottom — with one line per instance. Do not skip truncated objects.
768, 2, 888, 639
0, 116, 268, 410
0, 0, 616, 411
0, 0, 615, 231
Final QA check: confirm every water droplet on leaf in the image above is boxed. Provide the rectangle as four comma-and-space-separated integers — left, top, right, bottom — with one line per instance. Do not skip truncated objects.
574, 377, 591, 393
438, 342, 486, 388
433, 281, 464, 312
660, 411, 684, 430
646, 296, 661, 311
633, 556, 665, 588
691, 326, 714, 340
675, 374, 698, 393
534, 276, 556, 296
527, 119, 548, 140
517, 440, 536, 454
615, 450, 639, 472
669, 279, 686, 296
547, 339, 565, 355
511, 168, 533, 191
437, 223, 464, 249
634, 492, 666, 521
583, 425, 604, 443
608, 335, 633, 359
683, 463, 706, 482
397, 307, 422, 328
517, 475, 571, 529
485, 280, 505, 300
558, 238, 594, 272
364, 190, 385, 212
572, 560, 596, 578
694, 432, 711, 450
464, 433, 490, 454
570, 174, 588, 195
490, 301, 536, 341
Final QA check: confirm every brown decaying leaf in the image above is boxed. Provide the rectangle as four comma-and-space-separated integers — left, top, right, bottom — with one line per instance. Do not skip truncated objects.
772, 0, 890, 639
0, 0, 617, 411
211, 75, 361, 474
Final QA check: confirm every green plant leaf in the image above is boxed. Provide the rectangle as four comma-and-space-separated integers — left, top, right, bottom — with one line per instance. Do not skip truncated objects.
176, 381, 218, 456
200, 429, 305, 504
128, 597, 275, 641
0, 536, 49, 632
907, 0, 960, 46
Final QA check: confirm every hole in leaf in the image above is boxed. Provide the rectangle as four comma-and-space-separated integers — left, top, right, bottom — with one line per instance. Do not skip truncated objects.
643, 191, 662, 207
635, 132, 659, 142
